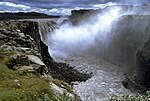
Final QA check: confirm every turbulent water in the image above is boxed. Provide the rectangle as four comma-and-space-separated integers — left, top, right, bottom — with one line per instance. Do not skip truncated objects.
49, 6, 121, 57
46, 5, 128, 101
54, 55, 131, 101
46, 4, 150, 100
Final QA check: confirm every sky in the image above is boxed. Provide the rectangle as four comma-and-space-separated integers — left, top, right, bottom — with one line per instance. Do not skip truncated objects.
0, 0, 150, 15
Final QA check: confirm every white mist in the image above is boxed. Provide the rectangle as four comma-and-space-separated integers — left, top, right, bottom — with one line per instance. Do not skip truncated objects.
48, 6, 122, 58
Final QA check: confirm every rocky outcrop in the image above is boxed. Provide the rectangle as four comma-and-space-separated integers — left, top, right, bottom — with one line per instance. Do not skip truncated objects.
0, 12, 60, 20
0, 19, 90, 82
105, 15, 150, 70
135, 36, 150, 90
0, 19, 89, 100
107, 15, 150, 93
122, 36, 150, 93
69, 9, 99, 25
0, 21, 49, 74
49, 62, 91, 84
69, 4, 150, 25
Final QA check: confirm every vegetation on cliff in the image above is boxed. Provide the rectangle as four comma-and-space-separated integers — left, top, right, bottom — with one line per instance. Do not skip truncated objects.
0, 49, 75, 101
0, 20, 77, 101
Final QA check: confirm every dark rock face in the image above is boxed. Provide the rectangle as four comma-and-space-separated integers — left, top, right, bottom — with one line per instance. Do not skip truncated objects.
69, 9, 99, 25
40, 41, 53, 65
136, 36, 150, 89
122, 37, 150, 93
0, 19, 90, 83
49, 62, 91, 84
70, 7, 150, 92
110, 16, 150, 92
16, 21, 53, 63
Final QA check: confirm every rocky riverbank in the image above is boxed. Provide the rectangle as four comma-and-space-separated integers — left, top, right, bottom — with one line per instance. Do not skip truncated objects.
0, 19, 90, 100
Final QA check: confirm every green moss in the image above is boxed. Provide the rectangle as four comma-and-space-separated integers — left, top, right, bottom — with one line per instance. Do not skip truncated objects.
0, 50, 75, 101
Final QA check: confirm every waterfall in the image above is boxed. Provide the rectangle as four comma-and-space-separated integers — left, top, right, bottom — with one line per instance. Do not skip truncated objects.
38, 20, 58, 44
47, 4, 150, 101
48, 6, 122, 58
48, 5, 150, 71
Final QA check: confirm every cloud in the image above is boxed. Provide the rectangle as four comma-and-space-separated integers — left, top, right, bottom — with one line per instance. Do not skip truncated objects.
0, 2, 30, 8
1, 0, 150, 9
0, 1, 78, 15
0, 0, 150, 16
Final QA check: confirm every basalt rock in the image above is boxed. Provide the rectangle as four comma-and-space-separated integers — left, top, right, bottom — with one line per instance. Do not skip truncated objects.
69, 9, 99, 25
135, 36, 150, 90
49, 62, 91, 84
0, 19, 90, 84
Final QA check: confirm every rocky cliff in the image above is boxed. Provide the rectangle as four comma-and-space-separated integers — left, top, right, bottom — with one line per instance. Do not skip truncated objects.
0, 19, 90, 100
69, 5, 150, 93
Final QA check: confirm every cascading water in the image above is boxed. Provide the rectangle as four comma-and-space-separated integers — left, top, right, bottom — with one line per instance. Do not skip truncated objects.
38, 20, 58, 44
48, 4, 150, 101
49, 6, 122, 58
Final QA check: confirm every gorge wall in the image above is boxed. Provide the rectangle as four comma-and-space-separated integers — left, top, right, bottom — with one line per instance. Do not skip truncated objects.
54, 5, 150, 91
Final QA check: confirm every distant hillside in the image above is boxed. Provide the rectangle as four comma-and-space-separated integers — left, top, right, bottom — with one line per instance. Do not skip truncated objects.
0, 12, 61, 20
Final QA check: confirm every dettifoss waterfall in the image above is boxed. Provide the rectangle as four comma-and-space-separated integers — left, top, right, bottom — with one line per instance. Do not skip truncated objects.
43, 4, 150, 101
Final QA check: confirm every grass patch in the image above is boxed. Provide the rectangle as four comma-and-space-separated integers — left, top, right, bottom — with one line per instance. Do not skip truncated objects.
110, 92, 150, 101
0, 50, 53, 101
53, 79, 74, 94
53, 92, 75, 101
0, 50, 75, 101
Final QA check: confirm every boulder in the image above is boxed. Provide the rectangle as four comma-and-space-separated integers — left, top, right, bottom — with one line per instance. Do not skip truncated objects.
18, 66, 34, 71
27, 55, 45, 66
10, 54, 30, 66
50, 83, 75, 99
9, 54, 47, 74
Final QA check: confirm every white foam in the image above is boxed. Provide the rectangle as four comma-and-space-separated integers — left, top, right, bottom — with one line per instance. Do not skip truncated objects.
49, 6, 122, 58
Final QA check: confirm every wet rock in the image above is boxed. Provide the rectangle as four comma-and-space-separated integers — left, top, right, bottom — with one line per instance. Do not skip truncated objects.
40, 41, 53, 65
122, 74, 148, 93
123, 36, 150, 93
135, 36, 150, 89
49, 62, 91, 84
